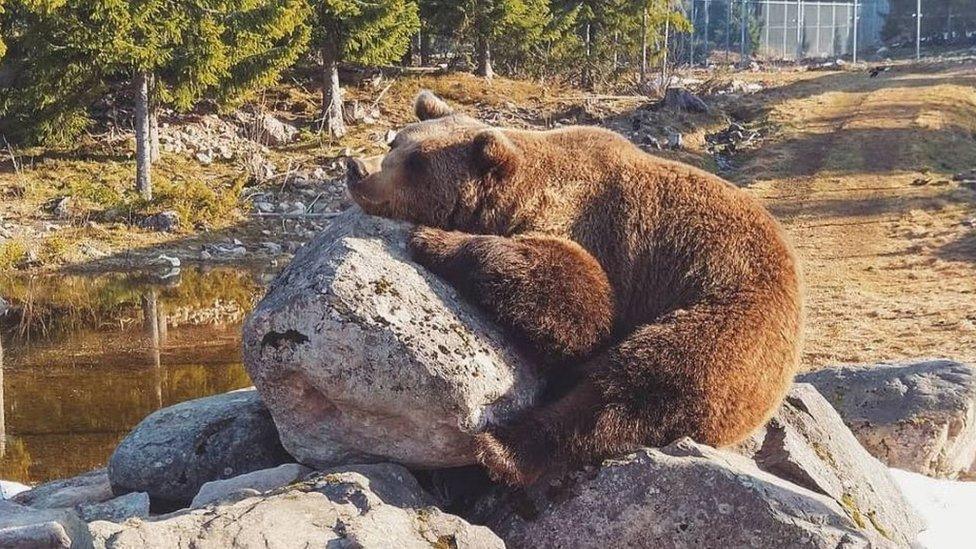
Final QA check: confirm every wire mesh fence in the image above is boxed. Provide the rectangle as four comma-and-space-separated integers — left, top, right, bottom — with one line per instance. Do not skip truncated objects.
678, 0, 976, 64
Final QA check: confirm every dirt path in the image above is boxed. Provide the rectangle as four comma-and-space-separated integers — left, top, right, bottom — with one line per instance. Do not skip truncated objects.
739, 64, 976, 369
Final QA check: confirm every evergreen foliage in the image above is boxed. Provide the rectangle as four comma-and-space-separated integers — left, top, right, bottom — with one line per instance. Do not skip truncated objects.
310, 0, 419, 135
1, 0, 311, 145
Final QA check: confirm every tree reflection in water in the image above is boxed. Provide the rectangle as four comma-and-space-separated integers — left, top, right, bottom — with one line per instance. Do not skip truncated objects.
0, 266, 272, 485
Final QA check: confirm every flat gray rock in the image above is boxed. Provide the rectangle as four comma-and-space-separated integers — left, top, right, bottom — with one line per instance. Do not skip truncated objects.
108, 388, 293, 509
799, 359, 976, 479
12, 468, 113, 509
191, 463, 311, 508
740, 384, 925, 546
79, 492, 149, 523
0, 500, 93, 549
90, 463, 502, 549
477, 439, 890, 549
243, 208, 542, 469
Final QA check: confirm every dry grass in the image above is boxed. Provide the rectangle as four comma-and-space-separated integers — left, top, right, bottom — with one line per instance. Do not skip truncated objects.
738, 61, 976, 369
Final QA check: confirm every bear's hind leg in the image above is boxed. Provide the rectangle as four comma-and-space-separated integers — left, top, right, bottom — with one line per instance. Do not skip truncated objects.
409, 226, 614, 363
477, 294, 800, 486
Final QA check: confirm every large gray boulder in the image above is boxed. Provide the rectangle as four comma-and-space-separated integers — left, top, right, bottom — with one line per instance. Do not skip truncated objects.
478, 439, 890, 549
89, 463, 502, 549
739, 383, 925, 546
799, 359, 976, 479
476, 384, 924, 548
243, 208, 542, 469
0, 500, 93, 549
108, 388, 293, 509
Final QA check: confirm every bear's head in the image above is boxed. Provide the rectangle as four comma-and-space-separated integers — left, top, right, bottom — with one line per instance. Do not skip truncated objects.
347, 91, 522, 230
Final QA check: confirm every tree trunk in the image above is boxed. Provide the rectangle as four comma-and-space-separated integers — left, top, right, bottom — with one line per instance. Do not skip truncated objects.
401, 35, 415, 66
420, 28, 432, 66
476, 35, 494, 79
640, 9, 648, 83
582, 22, 593, 90
320, 42, 346, 138
147, 73, 160, 163
134, 71, 152, 200
149, 107, 160, 163
0, 335, 5, 458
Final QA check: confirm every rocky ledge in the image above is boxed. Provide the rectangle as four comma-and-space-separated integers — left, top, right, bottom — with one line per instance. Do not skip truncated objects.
5, 209, 973, 548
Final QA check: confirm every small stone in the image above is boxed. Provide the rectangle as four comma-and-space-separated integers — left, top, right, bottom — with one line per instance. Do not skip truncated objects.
140, 211, 180, 233
254, 201, 275, 213
155, 254, 181, 268
660, 88, 708, 113
195, 151, 214, 165
261, 242, 283, 254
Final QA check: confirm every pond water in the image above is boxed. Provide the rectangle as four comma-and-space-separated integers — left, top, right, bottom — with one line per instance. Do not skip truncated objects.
0, 265, 275, 485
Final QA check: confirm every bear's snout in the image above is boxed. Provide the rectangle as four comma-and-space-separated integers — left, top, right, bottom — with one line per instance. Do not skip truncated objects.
346, 157, 369, 183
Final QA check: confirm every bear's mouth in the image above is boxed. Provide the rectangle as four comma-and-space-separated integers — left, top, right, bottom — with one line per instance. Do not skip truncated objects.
347, 180, 389, 212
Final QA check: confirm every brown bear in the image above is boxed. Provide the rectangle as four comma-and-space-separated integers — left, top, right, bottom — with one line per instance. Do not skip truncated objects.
347, 91, 803, 486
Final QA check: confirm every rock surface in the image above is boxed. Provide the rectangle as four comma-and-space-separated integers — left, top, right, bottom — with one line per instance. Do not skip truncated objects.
90, 463, 502, 549
0, 500, 93, 549
108, 388, 293, 509
191, 463, 311, 508
78, 492, 150, 523
476, 384, 924, 548
799, 359, 976, 479
738, 383, 925, 546
12, 468, 113, 509
661, 87, 708, 113
139, 210, 180, 233
243, 208, 542, 469
477, 439, 890, 549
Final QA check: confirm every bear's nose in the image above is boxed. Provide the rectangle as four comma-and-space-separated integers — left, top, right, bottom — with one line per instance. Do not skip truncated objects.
346, 158, 368, 183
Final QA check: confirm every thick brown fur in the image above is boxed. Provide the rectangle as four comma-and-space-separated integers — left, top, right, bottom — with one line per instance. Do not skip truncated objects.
348, 90, 803, 486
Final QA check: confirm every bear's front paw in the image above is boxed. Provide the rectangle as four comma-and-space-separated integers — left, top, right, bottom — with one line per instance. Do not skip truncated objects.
408, 226, 465, 269
474, 431, 545, 487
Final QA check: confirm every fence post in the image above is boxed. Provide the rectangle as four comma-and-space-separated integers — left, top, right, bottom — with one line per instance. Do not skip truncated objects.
741, 0, 748, 59
916, 0, 922, 60
764, 1, 770, 56
814, 2, 821, 57
852, 0, 858, 64
796, 0, 802, 59
690, 0, 697, 66
783, 0, 788, 59
726, 0, 732, 62
704, 0, 711, 62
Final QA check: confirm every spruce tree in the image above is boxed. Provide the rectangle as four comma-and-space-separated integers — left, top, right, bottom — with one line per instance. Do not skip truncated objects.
310, 0, 420, 137
0, 0, 310, 199
419, 0, 552, 79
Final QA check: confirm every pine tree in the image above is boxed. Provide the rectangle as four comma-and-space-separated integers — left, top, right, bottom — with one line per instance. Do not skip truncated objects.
310, 0, 420, 137
419, 0, 552, 79
0, 0, 311, 199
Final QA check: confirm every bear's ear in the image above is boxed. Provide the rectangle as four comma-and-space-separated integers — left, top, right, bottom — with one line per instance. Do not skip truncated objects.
472, 129, 520, 180
415, 90, 454, 120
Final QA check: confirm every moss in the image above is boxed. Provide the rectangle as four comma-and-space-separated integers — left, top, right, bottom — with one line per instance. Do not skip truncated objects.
840, 493, 867, 529
0, 239, 29, 270
866, 510, 891, 540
